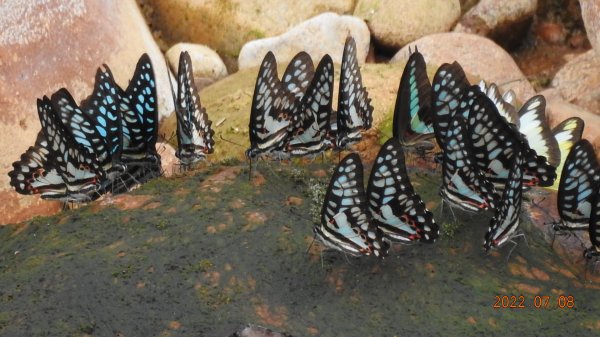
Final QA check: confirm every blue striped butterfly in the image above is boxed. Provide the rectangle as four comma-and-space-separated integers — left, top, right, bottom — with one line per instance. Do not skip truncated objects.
37, 97, 102, 201
366, 138, 439, 243
9, 130, 68, 200
281, 51, 315, 100
52, 78, 125, 186
548, 117, 585, 191
168, 51, 215, 167
555, 139, 600, 231
584, 191, 600, 260
479, 81, 560, 168
466, 92, 556, 187
431, 61, 470, 150
392, 47, 434, 152
332, 36, 373, 149
315, 153, 390, 257
440, 114, 498, 212
285, 54, 334, 157
246, 51, 296, 160
117, 54, 161, 174
484, 146, 524, 251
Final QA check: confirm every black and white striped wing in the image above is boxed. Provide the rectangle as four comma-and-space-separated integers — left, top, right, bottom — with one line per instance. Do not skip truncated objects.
517, 95, 560, 167
316, 153, 389, 257
285, 55, 334, 157
366, 138, 438, 243
335, 36, 373, 148
548, 117, 585, 190
586, 192, 600, 257
174, 51, 215, 165
281, 51, 314, 99
119, 54, 160, 165
478, 80, 519, 126
37, 97, 102, 201
431, 61, 470, 149
247, 52, 295, 158
440, 115, 498, 212
467, 93, 556, 187
556, 140, 600, 230
8, 131, 68, 200
484, 147, 524, 251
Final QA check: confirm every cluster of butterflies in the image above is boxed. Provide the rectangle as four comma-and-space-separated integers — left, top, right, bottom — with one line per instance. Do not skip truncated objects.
9, 54, 162, 203
246, 36, 373, 161
313, 46, 600, 259
9, 51, 216, 203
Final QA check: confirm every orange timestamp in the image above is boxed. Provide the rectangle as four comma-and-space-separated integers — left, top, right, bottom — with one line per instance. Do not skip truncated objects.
493, 295, 575, 309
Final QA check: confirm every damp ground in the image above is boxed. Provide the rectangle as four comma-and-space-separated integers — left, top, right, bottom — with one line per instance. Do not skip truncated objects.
1, 156, 599, 337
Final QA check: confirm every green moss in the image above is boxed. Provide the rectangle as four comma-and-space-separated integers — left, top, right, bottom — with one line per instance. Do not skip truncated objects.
196, 285, 231, 308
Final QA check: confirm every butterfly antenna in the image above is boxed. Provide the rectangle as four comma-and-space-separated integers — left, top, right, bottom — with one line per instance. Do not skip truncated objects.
218, 134, 245, 148
306, 234, 316, 254
505, 240, 519, 263
165, 59, 178, 105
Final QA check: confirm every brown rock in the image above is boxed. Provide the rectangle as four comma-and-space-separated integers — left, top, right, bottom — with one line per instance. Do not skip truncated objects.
580, 0, 600, 53
0, 0, 173, 225
454, 0, 537, 49
139, 0, 355, 71
551, 50, 600, 115
354, 0, 460, 51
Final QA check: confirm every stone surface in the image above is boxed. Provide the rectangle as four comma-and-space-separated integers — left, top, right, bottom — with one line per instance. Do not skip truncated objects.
391, 32, 536, 100
238, 13, 370, 70
139, 0, 355, 70
354, 0, 460, 50
0, 0, 174, 224
454, 0, 537, 49
166, 43, 228, 89
551, 49, 600, 115
580, 0, 600, 53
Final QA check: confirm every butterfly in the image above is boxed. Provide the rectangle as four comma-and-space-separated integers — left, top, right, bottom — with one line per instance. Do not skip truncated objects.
117, 54, 161, 175
431, 61, 470, 150
315, 153, 390, 257
479, 81, 560, 168
246, 51, 296, 160
484, 146, 524, 251
332, 36, 373, 149
281, 51, 315, 100
466, 92, 556, 187
584, 191, 600, 260
547, 117, 585, 191
555, 139, 600, 231
284, 54, 334, 157
9, 130, 68, 200
168, 51, 215, 168
392, 47, 434, 152
439, 114, 498, 212
366, 138, 439, 243
32, 97, 102, 201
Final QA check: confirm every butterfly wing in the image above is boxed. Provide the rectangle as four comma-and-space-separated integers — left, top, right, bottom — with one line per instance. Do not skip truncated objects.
440, 115, 498, 212
467, 93, 556, 187
587, 191, 600, 255
548, 117, 585, 190
335, 36, 373, 148
281, 51, 315, 99
8, 131, 68, 199
484, 147, 524, 251
517, 95, 560, 167
393, 48, 434, 146
247, 52, 295, 158
285, 54, 333, 157
366, 138, 438, 243
556, 139, 600, 229
38, 97, 102, 201
316, 153, 389, 257
175, 51, 215, 165
478, 80, 519, 126
431, 62, 470, 149
119, 54, 160, 166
